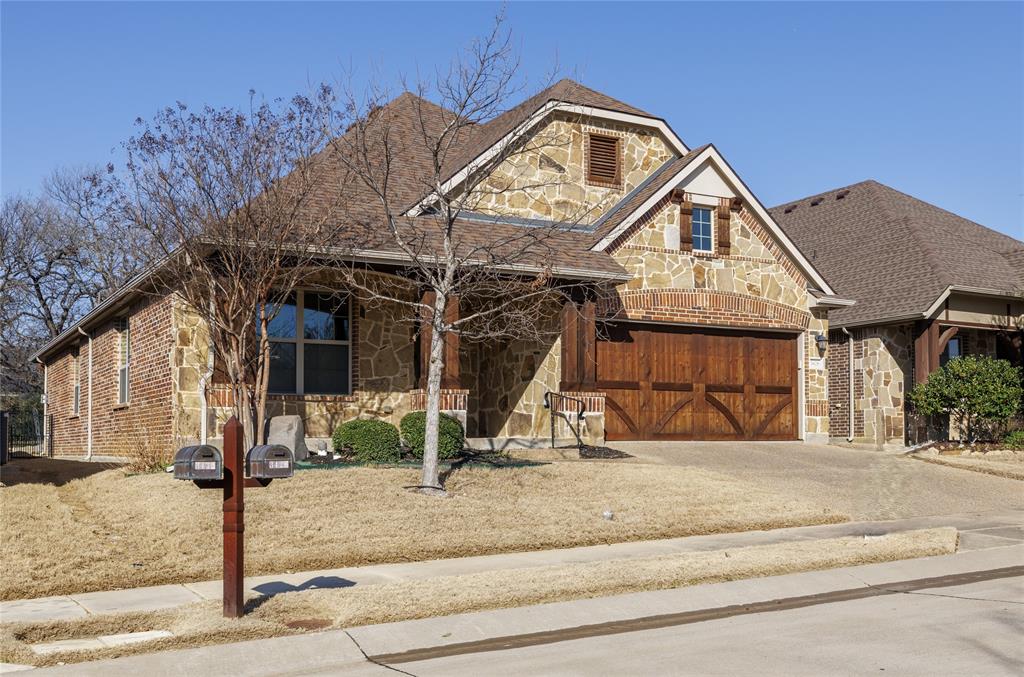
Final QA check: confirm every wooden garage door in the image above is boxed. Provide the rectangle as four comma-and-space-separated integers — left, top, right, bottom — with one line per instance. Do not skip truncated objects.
597, 324, 798, 441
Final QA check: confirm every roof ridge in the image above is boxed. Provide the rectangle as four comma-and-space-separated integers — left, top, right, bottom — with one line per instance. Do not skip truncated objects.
772, 179, 876, 210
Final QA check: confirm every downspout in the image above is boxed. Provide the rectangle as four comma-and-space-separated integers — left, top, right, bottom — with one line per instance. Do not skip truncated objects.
77, 327, 94, 460
841, 328, 854, 443
36, 357, 48, 456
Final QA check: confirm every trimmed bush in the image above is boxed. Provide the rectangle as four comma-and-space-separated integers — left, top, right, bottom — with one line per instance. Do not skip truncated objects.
909, 355, 1022, 445
400, 410, 465, 460
332, 419, 401, 464
1002, 430, 1024, 451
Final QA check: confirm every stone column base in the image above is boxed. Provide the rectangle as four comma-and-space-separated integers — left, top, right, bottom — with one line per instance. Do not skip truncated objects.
551, 391, 606, 447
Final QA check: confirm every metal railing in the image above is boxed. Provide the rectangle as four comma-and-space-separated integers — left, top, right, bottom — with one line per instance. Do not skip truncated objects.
542, 391, 586, 451
1, 410, 52, 458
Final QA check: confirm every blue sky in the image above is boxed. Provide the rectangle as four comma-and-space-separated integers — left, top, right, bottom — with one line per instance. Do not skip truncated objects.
2, 1, 1022, 237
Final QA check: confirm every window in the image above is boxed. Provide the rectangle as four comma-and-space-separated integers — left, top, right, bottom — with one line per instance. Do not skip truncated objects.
586, 133, 621, 185
264, 291, 351, 395
116, 318, 130, 404
72, 346, 81, 415
692, 206, 714, 252
940, 337, 961, 367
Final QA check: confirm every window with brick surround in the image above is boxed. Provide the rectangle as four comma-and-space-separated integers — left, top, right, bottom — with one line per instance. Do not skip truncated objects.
586, 133, 621, 186
116, 318, 130, 404
72, 346, 81, 415
264, 291, 351, 395
691, 206, 714, 252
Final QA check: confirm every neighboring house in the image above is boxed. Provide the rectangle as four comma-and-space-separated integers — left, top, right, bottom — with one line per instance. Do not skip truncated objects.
33, 79, 848, 456
772, 180, 1024, 448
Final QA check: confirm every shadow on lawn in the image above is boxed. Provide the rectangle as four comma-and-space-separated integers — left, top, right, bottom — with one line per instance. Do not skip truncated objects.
0, 456, 121, 487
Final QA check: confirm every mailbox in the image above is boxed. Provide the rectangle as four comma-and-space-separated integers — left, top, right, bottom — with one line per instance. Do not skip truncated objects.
245, 445, 294, 479
173, 445, 223, 481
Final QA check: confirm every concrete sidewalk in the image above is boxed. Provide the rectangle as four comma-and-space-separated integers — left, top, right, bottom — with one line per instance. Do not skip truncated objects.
2, 510, 1021, 626
19, 543, 1024, 676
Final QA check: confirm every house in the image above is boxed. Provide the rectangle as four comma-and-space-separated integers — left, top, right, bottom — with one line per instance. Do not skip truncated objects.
32, 79, 849, 457
772, 180, 1024, 447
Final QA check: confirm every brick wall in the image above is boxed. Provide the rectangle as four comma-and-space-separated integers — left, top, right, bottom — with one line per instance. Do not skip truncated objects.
827, 330, 851, 438
45, 295, 175, 457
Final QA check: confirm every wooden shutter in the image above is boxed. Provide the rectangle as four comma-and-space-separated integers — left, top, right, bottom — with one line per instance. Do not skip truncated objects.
587, 133, 620, 185
716, 199, 731, 256
679, 200, 694, 252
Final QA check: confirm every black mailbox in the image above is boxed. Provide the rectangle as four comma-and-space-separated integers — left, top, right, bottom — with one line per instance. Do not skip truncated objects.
173, 445, 223, 481
246, 445, 294, 479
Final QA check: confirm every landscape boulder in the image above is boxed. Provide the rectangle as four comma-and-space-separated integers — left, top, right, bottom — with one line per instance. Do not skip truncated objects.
266, 415, 310, 461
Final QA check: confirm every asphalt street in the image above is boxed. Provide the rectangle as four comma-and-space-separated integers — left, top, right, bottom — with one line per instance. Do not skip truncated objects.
396, 576, 1024, 677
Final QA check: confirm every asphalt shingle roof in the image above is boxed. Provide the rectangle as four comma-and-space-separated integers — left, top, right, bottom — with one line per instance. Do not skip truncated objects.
770, 180, 1024, 326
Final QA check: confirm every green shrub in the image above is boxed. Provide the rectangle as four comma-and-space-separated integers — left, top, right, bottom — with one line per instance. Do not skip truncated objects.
1002, 430, 1024, 451
400, 410, 465, 460
331, 419, 400, 464
909, 356, 1022, 445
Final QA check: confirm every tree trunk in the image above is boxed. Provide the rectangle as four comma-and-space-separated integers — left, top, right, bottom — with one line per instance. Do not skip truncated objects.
419, 293, 448, 494
254, 310, 271, 446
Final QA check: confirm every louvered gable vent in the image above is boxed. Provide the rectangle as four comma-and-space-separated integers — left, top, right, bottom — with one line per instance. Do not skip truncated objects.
587, 133, 620, 185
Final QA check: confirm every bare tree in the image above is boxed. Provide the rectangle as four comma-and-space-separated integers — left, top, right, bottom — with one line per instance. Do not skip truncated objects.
326, 16, 606, 493
116, 90, 350, 447
0, 174, 139, 397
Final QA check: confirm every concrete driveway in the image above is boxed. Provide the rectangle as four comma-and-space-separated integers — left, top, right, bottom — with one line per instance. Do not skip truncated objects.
616, 441, 1024, 521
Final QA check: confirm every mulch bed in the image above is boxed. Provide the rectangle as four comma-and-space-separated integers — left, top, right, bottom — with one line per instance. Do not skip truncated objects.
579, 445, 633, 459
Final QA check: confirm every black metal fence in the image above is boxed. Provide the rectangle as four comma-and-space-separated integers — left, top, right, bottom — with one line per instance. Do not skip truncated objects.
0, 409, 52, 459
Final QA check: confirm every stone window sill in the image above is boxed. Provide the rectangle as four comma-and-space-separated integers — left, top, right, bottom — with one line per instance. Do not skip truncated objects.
112, 403, 130, 411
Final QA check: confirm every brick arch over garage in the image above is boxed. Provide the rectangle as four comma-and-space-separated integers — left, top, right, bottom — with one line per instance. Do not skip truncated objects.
599, 289, 812, 332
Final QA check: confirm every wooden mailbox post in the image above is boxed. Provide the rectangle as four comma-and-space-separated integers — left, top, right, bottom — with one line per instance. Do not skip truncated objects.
189, 416, 279, 618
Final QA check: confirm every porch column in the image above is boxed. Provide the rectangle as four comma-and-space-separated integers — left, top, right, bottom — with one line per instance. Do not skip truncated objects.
559, 301, 579, 390
913, 319, 941, 385
419, 290, 461, 388
580, 300, 597, 388
442, 294, 460, 388
558, 299, 597, 390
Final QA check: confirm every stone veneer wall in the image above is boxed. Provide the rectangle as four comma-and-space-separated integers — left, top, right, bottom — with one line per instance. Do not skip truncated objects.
852, 324, 913, 447
464, 327, 561, 440
471, 113, 674, 225
612, 204, 807, 310
804, 309, 830, 440
175, 295, 418, 444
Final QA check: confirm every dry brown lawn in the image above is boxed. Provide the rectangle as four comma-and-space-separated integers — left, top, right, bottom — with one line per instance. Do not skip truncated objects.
1, 460, 845, 601
0, 528, 957, 668
911, 453, 1024, 481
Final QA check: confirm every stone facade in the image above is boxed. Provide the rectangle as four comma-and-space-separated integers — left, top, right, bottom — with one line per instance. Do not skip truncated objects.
42, 110, 836, 452
607, 196, 825, 439
471, 113, 674, 225
804, 309, 830, 440
828, 323, 1011, 448
855, 324, 913, 448
199, 296, 418, 443
468, 333, 561, 440
612, 203, 807, 311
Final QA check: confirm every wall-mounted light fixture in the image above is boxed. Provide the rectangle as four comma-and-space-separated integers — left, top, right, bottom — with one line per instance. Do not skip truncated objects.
815, 332, 828, 354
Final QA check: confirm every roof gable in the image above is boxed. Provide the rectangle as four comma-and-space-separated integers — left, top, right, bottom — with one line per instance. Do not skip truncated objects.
591, 145, 836, 294
406, 79, 689, 216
